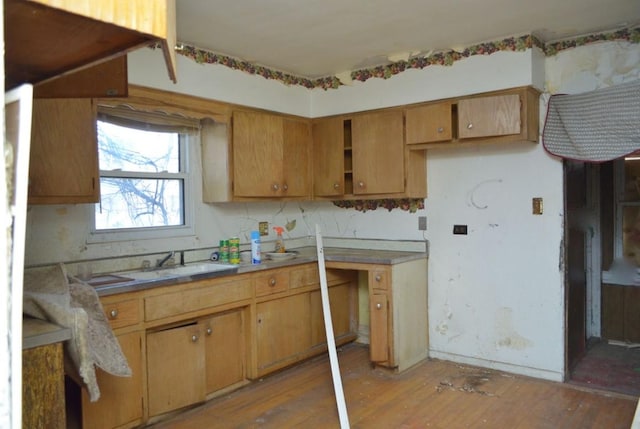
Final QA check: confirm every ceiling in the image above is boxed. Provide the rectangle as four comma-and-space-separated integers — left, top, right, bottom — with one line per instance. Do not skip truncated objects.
176, 0, 640, 79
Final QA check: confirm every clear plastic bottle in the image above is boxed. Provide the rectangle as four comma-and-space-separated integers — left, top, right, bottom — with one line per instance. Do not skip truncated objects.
273, 226, 285, 253
251, 230, 261, 264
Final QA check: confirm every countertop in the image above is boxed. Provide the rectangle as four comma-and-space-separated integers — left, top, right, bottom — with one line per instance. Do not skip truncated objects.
93, 246, 427, 297
23, 317, 71, 350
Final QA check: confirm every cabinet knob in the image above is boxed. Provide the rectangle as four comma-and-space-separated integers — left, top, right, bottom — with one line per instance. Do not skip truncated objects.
191, 334, 198, 342
467, 123, 473, 129
206, 328, 212, 335
333, 183, 340, 189
375, 274, 382, 282
109, 309, 118, 319
376, 303, 382, 310
272, 183, 280, 191
282, 183, 288, 191
437, 127, 444, 133
270, 278, 277, 286
358, 181, 365, 188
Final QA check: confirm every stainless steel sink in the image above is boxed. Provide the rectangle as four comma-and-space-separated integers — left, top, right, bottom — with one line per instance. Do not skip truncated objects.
122, 262, 239, 282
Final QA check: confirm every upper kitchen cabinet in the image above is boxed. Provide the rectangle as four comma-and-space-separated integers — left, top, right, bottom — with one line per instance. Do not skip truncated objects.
29, 98, 99, 204
406, 102, 454, 145
351, 111, 405, 195
312, 117, 345, 197
406, 86, 540, 149
232, 110, 311, 199
458, 93, 521, 139
33, 56, 129, 99
5, 0, 177, 92
312, 111, 426, 199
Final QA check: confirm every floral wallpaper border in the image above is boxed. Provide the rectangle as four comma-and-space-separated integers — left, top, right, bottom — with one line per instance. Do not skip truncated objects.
167, 27, 638, 213
172, 27, 640, 91
333, 199, 425, 213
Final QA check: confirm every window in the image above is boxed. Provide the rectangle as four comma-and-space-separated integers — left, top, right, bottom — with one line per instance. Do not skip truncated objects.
91, 107, 198, 241
615, 156, 640, 265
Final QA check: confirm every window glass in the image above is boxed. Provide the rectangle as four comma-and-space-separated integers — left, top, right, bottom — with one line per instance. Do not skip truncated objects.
95, 120, 187, 232
619, 157, 640, 265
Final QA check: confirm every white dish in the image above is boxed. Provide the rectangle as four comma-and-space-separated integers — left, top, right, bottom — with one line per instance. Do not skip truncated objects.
265, 252, 297, 261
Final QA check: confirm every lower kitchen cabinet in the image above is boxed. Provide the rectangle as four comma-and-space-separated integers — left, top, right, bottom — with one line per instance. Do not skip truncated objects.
146, 307, 249, 418
369, 292, 390, 363
202, 309, 246, 394
81, 331, 143, 429
326, 258, 428, 372
256, 293, 311, 375
85, 255, 423, 427
602, 284, 640, 343
147, 323, 206, 417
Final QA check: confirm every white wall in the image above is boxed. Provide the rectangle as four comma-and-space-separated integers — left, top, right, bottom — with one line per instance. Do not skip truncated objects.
24, 41, 640, 383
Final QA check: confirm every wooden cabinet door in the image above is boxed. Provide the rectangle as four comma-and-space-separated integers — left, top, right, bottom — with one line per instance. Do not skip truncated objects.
312, 117, 344, 196
256, 293, 311, 373
232, 110, 284, 197
29, 98, 99, 204
370, 292, 389, 363
406, 102, 453, 144
202, 309, 246, 394
147, 323, 205, 417
458, 93, 521, 139
82, 331, 143, 429
351, 111, 405, 195
282, 118, 311, 197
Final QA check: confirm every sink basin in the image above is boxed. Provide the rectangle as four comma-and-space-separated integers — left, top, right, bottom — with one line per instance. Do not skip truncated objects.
123, 262, 239, 282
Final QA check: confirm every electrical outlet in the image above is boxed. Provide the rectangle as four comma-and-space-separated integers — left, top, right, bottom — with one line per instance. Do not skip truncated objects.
532, 197, 543, 215
418, 216, 427, 231
453, 224, 468, 235
258, 221, 269, 236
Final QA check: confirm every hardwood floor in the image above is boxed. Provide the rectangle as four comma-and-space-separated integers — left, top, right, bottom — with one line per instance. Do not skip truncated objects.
150, 343, 638, 429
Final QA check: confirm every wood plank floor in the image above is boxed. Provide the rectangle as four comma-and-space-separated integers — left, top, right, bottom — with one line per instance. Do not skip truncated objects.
150, 343, 638, 429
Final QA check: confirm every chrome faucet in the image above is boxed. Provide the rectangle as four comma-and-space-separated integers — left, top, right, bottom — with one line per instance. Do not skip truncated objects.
156, 251, 175, 268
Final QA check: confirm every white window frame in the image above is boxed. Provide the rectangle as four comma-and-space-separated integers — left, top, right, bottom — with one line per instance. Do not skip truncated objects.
87, 124, 196, 244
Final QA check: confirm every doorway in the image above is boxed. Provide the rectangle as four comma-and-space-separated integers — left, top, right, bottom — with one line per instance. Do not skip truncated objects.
565, 159, 640, 397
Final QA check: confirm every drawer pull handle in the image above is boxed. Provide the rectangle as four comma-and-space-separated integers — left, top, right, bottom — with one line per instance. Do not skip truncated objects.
191, 335, 198, 342
109, 309, 118, 319
270, 278, 276, 286
206, 328, 212, 335
376, 303, 382, 310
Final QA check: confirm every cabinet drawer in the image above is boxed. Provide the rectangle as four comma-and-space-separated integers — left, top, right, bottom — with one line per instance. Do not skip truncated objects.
103, 299, 140, 330
255, 271, 289, 297
145, 279, 252, 322
290, 265, 319, 289
369, 269, 390, 291
290, 266, 356, 290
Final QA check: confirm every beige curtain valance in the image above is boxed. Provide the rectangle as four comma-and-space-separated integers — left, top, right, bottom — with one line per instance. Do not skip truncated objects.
542, 80, 640, 162
97, 105, 202, 134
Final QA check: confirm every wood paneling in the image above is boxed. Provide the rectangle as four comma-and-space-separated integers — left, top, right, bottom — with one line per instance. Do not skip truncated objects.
23, 343, 66, 429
